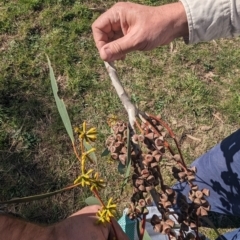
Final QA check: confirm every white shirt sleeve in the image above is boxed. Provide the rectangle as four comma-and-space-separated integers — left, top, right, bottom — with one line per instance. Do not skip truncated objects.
179, 0, 240, 44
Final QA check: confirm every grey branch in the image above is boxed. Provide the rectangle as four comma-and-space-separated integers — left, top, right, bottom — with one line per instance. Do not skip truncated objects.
104, 61, 138, 129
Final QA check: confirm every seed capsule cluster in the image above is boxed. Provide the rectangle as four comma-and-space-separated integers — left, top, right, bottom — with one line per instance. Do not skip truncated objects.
106, 117, 210, 239
105, 122, 128, 165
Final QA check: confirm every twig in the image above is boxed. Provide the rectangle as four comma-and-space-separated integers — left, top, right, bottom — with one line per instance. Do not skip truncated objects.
104, 62, 138, 129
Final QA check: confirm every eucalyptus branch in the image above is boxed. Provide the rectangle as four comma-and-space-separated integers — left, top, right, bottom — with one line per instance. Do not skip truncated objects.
104, 61, 138, 129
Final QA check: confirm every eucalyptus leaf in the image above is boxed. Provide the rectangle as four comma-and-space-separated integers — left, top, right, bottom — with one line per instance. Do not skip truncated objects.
83, 139, 97, 163
118, 162, 125, 174
47, 56, 74, 143
85, 196, 101, 206
101, 147, 110, 157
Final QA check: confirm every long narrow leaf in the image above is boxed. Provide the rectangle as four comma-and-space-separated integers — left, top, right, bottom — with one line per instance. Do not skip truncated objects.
47, 56, 74, 143
0, 183, 80, 204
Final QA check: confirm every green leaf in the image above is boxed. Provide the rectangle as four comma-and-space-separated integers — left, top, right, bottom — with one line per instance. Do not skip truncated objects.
0, 183, 80, 204
83, 139, 97, 163
118, 162, 125, 174
85, 196, 101, 206
47, 55, 74, 143
101, 147, 110, 157
121, 126, 131, 193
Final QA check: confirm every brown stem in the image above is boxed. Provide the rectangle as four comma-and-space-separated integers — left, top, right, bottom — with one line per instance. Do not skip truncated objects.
92, 189, 119, 240
135, 120, 144, 135
149, 114, 187, 168
139, 214, 146, 240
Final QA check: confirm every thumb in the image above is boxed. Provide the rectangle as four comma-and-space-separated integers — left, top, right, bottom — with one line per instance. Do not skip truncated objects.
99, 35, 139, 62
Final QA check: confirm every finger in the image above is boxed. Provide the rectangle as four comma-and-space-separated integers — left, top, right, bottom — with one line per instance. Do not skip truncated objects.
92, 8, 122, 52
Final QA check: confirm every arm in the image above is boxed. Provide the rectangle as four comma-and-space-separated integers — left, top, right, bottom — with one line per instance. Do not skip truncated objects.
180, 0, 240, 44
0, 214, 53, 240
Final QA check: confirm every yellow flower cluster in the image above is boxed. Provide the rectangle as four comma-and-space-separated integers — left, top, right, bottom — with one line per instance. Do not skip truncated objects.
97, 198, 117, 224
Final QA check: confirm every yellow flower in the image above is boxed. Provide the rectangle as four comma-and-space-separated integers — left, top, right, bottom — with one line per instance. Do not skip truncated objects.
74, 169, 94, 186
97, 198, 117, 224
75, 121, 97, 143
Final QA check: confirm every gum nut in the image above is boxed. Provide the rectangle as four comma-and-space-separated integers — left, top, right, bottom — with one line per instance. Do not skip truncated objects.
121, 146, 127, 154
151, 214, 161, 225
141, 169, 150, 178
188, 195, 194, 202
132, 134, 139, 143
146, 197, 152, 205
145, 132, 155, 140
133, 187, 139, 193
189, 190, 195, 198
189, 166, 197, 173
135, 205, 143, 214
142, 160, 149, 167
189, 222, 197, 230
165, 219, 175, 228
111, 152, 118, 160
152, 150, 159, 156
154, 223, 162, 233
160, 193, 168, 202
138, 135, 145, 142
165, 187, 174, 196
173, 154, 181, 161
178, 172, 187, 179
187, 175, 195, 181
135, 178, 144, 186
146, 186, 154, 191
202, 188, 210, 196
145, 154, 154, 163
110, 145, 116, 153
193, 198, 202, 205
163, 201, 172, 209
198, 206, 208, 216
152, 119, 157, 125
195, 191, 203, 199
143, 207, 149, 215
115, 133, 122, 141
119, 154, 126, 165
154, 154, 162, 162
115, 141, 123, 150
162, 223, 171, 234
191, 184, 199, 191
155, 138, 163, 146
138, 185, 146, 192
147, 175, 155, 183
118, 125, 125, 132
112, 125, 119, 133
151, 162, 158, 168
138, 199, 146, 207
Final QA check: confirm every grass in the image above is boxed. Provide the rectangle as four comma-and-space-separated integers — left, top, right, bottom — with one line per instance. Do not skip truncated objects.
0, 0, 239, 238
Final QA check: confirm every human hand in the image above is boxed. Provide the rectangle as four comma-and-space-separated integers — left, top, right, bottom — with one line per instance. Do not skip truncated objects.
53, 205, 129, 240
92, 2, 188, 62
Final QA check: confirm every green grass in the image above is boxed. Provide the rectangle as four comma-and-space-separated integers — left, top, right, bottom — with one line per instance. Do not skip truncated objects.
0, 0, 239, 238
